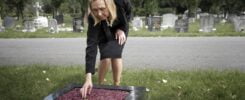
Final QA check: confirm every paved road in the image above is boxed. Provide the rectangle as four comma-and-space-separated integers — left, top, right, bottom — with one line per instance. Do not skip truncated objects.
0, 37, 245, 70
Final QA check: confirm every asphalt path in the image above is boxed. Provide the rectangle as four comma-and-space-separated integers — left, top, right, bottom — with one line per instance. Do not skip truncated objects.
0, 37, 245, 70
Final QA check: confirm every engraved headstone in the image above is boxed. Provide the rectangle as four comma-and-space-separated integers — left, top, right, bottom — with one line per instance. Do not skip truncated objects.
33, 16, 49, 28
199, 13, 216, 32
3, 16, 15, 28
147, 16, 162, 31
175, 18, 189, 32
73, 18, 83, 32
48, 19, 59, 33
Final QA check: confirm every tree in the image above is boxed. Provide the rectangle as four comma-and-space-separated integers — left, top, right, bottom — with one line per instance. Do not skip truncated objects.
67, 0, 81, 15
182, 0, 200, 17
131, 0, 145, 16
77, 0, 88, 18
144, 0, 159, 15
51, 0, 65, 17
3, 0, 32, 20
0, 0, 6, 19
223, 0, 244, 15
42, 0, 65, 17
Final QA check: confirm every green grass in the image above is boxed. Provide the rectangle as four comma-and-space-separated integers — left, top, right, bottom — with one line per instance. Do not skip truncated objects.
0, 64, 245, 100
0, 29, 86, 38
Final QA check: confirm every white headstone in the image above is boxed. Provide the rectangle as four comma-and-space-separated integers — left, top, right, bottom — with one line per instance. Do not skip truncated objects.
132, 17, 143, 31
33, 16, 48, 28
48, 19, 59, 33
161, 13, 178, 30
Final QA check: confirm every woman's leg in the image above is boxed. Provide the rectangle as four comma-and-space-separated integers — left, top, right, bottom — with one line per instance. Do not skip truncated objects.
98, 58, 111, 84
111, 58, 123, 86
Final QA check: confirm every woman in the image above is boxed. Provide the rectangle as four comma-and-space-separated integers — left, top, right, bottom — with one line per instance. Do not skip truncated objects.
80, 0, 131, 98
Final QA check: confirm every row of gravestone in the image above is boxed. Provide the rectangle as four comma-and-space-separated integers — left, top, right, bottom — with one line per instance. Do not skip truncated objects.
2, 14, 244, 33
0, 16, 83, 33
132, 13, 245, 33
132, 14, 185, 32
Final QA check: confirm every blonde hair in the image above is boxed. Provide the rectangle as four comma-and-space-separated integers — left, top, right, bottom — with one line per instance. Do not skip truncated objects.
89, 0, 117, 26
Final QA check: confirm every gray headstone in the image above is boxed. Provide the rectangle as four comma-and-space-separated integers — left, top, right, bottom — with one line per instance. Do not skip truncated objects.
152, 16, 162, 31
3, 16, 15, 28
199, 13, 216, 32
22, 21, 36, 32
161, 14, 178, 30
230, 16, 240, 32
146, 15, 153, 31
227, 14, 237, 22
240, 16, 245, 32
228, 15, 245, 32
48, 19, 58, 33
175, 18, 189, 32
237, 16, 245, 32
147, 16, 162, 31
73, 18, 83, 32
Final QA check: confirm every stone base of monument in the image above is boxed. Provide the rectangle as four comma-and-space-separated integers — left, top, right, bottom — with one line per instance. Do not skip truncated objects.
44, 83, 147, 100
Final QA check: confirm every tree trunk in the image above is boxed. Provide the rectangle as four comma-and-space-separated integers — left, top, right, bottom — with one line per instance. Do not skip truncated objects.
53, 8, 56, 18
16, 6, 20, 20
81, 9, 86, 26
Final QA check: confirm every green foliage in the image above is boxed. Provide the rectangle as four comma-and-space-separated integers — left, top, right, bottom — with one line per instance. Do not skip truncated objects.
1, 0, 244, 19
131, 0, 245, 15
144, 0, 159, 15
0, 0, 32, 19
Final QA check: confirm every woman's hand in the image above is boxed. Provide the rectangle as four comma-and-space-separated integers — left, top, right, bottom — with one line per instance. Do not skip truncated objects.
115, 29, 126, 45
80, 73, 93, 99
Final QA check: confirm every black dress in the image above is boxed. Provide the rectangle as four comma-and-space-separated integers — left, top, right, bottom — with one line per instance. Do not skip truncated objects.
85, 0, 132, 74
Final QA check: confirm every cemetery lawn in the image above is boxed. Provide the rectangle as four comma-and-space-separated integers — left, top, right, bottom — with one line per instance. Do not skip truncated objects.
0, 29, 87, 38
1, 29, 244, 38
0, 65, 245, 100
